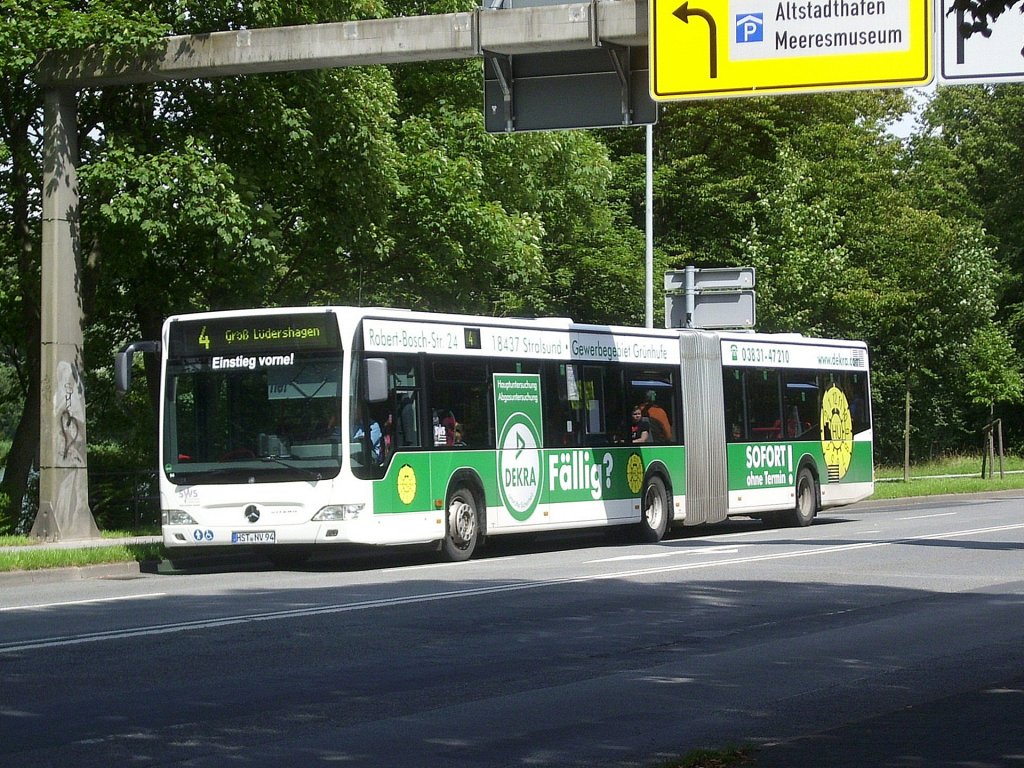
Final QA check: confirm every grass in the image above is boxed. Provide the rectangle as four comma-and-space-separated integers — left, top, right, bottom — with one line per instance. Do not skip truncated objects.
0, 543, 163, 572
875, 452, 1024, 479
872, 452, 1024, 499
0, 528, 163, 572
870, 471, 1024, 499
1, 454, 1020, 573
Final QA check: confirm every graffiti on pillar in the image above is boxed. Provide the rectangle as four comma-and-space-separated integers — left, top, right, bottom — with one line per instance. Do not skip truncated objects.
55, 360, 86, 465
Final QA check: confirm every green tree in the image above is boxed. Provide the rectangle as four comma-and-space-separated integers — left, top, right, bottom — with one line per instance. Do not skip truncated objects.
633, 91, 910, 271
74, 2, 403, 530
861, 212, 1004, 461
739, 144, 850, 337
916, 84, 1024, 451
962, 324, 1024, 408
480, 126, 647, 323
0, 0, 166, 531
376, 110, 545, 314
716, 89, 1010, 461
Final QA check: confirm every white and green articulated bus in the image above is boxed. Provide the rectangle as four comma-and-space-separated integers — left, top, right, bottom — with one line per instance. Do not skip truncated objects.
115, 307, 874, 563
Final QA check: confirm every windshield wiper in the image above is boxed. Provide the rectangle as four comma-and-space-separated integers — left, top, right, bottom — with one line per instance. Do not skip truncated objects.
169, 458, 324, 483
169, 466, 255, 483
260, 455, 324, 481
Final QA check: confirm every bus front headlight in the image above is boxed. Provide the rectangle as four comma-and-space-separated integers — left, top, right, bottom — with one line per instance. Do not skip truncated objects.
162, 509, 198, 525
313, 504, 364, 521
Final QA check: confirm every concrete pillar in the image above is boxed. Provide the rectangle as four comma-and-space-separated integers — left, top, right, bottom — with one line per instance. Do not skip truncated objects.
32, 88, 99, 541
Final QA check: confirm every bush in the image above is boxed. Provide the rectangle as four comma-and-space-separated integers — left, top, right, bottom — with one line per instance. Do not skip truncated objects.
87, 443, 159, 533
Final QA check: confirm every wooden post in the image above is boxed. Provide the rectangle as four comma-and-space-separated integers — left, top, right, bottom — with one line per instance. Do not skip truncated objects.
903, 384, 911, 483
997, 418, 1004, 479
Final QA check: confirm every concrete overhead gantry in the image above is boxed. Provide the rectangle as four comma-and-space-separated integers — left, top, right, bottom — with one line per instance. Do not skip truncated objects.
31, 1, 648, 539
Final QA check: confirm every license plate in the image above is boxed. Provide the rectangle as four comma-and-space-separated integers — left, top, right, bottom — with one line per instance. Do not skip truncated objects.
231, 530, 276, 544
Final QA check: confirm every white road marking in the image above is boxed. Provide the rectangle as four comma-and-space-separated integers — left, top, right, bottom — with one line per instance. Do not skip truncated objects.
0, 592, 167, 612
589, 546, 742, 563
3, 522, 1022, 655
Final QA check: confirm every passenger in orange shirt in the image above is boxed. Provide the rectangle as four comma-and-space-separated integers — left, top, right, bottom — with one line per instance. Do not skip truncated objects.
642, 389, 673, 442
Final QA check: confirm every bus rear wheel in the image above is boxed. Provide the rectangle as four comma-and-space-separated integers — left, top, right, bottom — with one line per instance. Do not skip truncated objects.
784, 467, 817, 527
638, 476, 669, 543
441, 486, 479, 562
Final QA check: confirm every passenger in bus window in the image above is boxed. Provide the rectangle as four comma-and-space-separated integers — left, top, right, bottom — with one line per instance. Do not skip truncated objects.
786, 406, 802, 438
396, 393, 418, 448
642, 390, 673, 442
851, 396, 866, 432
353, 407, 382, 463
381, 413, 393, 459
433, 409, 456, 447
630, 405, 652, 444
317, 412, 341, 441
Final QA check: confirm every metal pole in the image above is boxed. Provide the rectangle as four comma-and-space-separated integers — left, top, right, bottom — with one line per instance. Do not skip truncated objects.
645, 122, 654, 328
684, 265, 695, 329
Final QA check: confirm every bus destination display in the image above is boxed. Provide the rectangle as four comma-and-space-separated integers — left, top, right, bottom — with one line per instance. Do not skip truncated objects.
170, 312, 340, 356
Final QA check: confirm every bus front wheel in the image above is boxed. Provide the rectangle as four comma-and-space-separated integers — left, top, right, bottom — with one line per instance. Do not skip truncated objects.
785, 467, 817, 527
638, 476, 669, 543
442, 486, 479, 561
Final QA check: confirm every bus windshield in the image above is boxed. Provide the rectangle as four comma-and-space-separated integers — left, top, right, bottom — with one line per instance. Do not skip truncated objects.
163, 350, 345, 484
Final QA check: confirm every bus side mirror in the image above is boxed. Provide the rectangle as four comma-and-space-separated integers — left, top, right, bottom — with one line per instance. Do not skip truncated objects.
363, 357, 389, 403
114, 341, 161, 396
114, 352, 132, 394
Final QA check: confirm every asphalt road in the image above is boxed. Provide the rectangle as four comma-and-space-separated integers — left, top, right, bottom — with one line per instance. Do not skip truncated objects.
1, 493, 1023, 767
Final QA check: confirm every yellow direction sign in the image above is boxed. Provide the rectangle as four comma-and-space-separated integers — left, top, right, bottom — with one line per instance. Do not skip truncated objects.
650, 0, 932, 100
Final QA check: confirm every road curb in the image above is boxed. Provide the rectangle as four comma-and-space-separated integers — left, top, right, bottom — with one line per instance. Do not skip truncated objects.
0, 560, 147, 586
856, 487, 1024, 509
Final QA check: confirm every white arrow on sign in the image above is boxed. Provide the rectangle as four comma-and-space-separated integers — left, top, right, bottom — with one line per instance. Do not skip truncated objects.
940, 0, 1024, 83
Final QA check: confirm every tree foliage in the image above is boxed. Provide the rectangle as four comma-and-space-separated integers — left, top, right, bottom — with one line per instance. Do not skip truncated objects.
908, 85, 1024, 446
0, 0, 167, 530
949, 0, 1024, 39
650, 89, 1018, 461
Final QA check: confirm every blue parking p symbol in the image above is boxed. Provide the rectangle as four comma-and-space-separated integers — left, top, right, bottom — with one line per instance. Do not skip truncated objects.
735, 13, 764, 43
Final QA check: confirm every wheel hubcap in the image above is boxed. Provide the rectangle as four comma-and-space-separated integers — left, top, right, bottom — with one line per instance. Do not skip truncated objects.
644, 488, 663, 528
450, 499, 475, 545
798, 479, 812, 517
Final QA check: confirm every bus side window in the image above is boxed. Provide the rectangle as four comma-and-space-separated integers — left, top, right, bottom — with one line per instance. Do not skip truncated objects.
394, 392, 419, 449
783, 371, 819, 439
547, 364, 582, 447
388, 356, 421, 451
746, 368, 782, 441
723, 368, 746, 442
429, 359, 488, 449
848, 373, 870, 434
